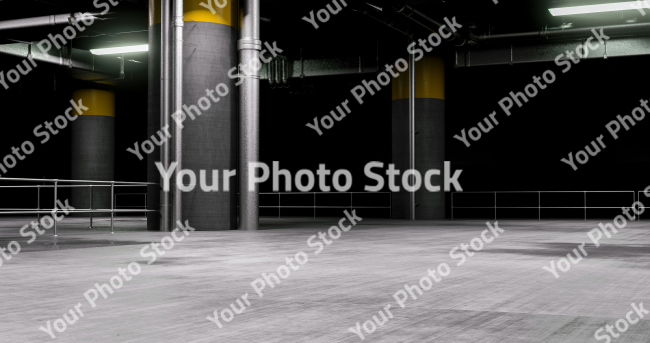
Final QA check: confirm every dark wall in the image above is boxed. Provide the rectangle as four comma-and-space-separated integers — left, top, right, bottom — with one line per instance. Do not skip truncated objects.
1, 44, 649, 215
446, 55, 650, 192
0, 58, 147, 211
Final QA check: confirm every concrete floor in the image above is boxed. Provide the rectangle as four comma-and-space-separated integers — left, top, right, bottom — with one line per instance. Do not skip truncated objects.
0, 215, 648, 343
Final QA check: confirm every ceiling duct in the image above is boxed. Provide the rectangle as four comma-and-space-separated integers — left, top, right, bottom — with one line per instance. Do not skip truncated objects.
0, 12, 86, 31
0, 42, 124, 80
468, 22, 650, 43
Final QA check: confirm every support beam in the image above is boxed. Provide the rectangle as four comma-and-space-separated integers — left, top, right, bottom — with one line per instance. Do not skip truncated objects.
409, 41, 416, 221
392, 55, 445, 220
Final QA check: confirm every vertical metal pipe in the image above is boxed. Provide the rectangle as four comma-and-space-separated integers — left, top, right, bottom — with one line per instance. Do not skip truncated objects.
161, 0, 172, 232
408, 39, 415, 221
111, 182, 115, 234
172, 0, 183, 228
238, 0, 261, 230
89, 185, 93, 228
53, 180, 58, 236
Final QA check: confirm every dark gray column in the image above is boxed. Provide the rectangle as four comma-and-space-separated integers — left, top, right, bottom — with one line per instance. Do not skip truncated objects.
70, 89, 115, 217
392, 55, 445, 219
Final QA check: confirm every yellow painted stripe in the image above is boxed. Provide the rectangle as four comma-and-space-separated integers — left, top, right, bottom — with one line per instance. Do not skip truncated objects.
72, 89, 115, 117
149, 0, 161, 27
392, 55, 445, 100
149, 0, 239, 27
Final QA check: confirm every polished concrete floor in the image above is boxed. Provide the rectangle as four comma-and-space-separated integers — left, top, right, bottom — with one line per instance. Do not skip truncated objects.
0, 215, 648, 342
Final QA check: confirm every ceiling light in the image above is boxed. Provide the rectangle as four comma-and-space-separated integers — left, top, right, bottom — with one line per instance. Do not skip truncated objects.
90, 44, 148, 55
549, 1, 649, 16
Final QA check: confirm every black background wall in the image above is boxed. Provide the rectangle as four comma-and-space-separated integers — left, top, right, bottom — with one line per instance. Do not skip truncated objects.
0, 42, 648, 217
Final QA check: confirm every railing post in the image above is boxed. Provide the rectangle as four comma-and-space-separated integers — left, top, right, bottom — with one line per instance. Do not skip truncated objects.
37, 185, 41, 223
538, 191, 541, 220
110, 182, 115, 234
584, 191, 586, 220
635, 191, 641, 221
53, 180, 58, 237
451, 193, 453, 220
89, 185, 93, 229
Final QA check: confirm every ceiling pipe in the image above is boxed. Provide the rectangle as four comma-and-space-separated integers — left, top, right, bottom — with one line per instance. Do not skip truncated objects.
468, 22, 650, 43
160, 0, 172, 232
351, 2, 414, 38
172, 0, 183, 231
0, 42, 124, 80
393, 5, 466, 46
0, 12, 86, 31
238, 0, 262, 231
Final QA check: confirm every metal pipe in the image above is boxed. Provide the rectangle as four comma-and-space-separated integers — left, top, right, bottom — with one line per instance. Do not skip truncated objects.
469, 22, 650, 43
395, 5, 465, 45
409, 39, 415, 221
238, 0, 261, 230
161, 0, 172, 232
0, 12, 84, 31
172, 0, 183, 229
0, 42, 124, 80
352, 5, 413, 38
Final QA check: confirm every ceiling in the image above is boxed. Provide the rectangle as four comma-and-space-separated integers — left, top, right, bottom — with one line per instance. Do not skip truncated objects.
0, 0, 648, 90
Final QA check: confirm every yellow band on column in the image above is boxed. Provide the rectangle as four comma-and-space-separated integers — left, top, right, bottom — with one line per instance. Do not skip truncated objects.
392, 55, 445, 101
72, 89, 115, 117
149, 0, 239, 27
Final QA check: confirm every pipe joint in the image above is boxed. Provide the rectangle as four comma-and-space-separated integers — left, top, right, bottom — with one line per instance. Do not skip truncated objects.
238, 38, 262, 51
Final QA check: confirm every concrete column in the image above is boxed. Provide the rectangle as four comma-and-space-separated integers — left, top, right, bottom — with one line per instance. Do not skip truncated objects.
148, 0, 238, 231
70, 89, 115, 216
392, 55, 445, 219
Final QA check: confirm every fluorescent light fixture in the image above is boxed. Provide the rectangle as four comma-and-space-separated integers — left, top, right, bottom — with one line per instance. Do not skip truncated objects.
549, 1, 649, 16
90, 44, 148, 55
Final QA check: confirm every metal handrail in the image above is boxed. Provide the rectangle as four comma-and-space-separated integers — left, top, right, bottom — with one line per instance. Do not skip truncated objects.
451, 190, 642, 220
0, 177, 155, 184
0, 177, 157, 236
260, 192, 392, 218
